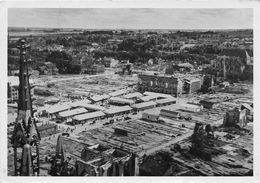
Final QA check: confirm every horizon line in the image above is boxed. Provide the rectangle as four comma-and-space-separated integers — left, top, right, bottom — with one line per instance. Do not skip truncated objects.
8, 26, 253, 31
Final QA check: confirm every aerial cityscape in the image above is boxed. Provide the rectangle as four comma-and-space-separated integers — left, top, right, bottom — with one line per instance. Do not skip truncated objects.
7, 8, 253, 176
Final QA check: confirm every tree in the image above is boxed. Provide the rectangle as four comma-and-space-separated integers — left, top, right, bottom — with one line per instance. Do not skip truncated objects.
46, 51, 74, 74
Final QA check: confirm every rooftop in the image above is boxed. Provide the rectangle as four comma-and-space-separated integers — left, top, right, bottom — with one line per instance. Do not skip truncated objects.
70, 99, 92, 108
104, 105, 132, 115
140, 95, 159, 102
91, 94, 110, 102
108, 89, 128, 97
155, 98, 177, 105
73, 111, 105, 122
46, 103, 71, 114
77, 103, 106, 111
59, 107, 88, 118
131, 101, 157, 109
123, 92, 143, 99
143, 91, 175, 99
109, 97, 135, 105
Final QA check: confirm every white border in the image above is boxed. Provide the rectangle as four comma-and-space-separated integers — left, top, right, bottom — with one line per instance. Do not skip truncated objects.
1, 1, 260, 183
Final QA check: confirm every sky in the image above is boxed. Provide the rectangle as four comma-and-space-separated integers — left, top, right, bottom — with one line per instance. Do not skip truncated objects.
8, 8, 253, 29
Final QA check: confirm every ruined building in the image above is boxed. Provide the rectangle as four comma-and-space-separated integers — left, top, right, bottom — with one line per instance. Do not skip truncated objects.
11, 40, 41, 176
138, 74, 183, 96
209, 49, 253, 81
223, 107, 247, 128
190, 123, 215, 161
138, 74, 202, 96
49, 135, 139, 176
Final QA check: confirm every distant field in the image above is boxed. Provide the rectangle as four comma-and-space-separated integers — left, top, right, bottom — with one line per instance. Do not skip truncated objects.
8, 30, 82, 37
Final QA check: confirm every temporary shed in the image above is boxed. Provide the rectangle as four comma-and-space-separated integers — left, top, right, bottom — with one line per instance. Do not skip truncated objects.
143, 91, 175, 99
70, 99, 92, 108
123, 92, 143, 99
46, 103, 71, 115
78, 103, 106, 111
108, 89, 128, 97
142, 112, 159, 122
104, 106, 132, 115
155, 98, 176, 106
131, 101, 157, 111
59, 108, 88, 118
140, 95, 158, 102
91, 94, 110, 102
160, 109, 180, 119
109, 97, 135, 105
179, 103, 201, 112
73, 111, 106, 123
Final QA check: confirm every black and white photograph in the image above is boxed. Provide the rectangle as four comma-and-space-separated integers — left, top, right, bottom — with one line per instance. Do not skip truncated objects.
1, 1, 259, 181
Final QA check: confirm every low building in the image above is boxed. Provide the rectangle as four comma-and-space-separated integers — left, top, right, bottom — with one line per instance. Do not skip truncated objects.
37, 123, 58, 137
108, 89, 128, 97
104, 106, 132, 116
68, 91, 90, 100
46, 103, 71, 118
74, 103, 106, 112
139, 95, 158, 102
90, 94, 110, 102
179, 103, 201, 112
109, 97, 135, 106
155, 98, 176, 107
45, 97, 60, 105
187, 102, 203, 110
70, 99, 92, 108
58, 108, 88, 123
131, 101, 157, 111
73, 111, 106, 124
142, 112, 159, 122
160, 109, 180, 119
143, 92, 175, 99
123, 92, 143, 100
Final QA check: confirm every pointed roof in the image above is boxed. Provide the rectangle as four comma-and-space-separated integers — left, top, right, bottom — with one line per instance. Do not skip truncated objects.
11, 120, 27, 148
21, 144, 33, 176
56, 135, 66, 161
28, 119, 41, 142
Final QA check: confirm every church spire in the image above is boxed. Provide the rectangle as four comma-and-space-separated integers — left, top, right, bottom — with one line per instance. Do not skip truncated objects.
11, 39, 41, 176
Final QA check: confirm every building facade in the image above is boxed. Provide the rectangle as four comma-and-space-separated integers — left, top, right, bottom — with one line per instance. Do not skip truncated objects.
8, 76, 34, 103
138, 74, 183, 96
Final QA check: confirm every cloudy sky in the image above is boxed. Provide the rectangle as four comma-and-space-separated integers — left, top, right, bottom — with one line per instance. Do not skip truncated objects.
8, 8, 253, 29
